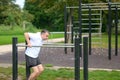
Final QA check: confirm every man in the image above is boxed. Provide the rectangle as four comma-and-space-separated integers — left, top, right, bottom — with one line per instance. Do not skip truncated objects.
24, 29, 50, 80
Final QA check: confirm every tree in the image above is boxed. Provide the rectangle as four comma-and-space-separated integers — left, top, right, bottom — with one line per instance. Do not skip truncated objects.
0, 0, 34, 29
24, 0, 78, 31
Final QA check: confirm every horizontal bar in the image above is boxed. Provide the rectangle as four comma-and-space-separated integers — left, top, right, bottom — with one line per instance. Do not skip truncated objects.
82, 2, 120, 6
66, 6, 120, 9
82, 23, 100, 25
43, 43, 74, 45
74, 18, 100, 21
82, 14, 100, 15
50, 32, 71, 34
82, 8, 120, 11
16, 44, 75, 48
82, 28, 101, 30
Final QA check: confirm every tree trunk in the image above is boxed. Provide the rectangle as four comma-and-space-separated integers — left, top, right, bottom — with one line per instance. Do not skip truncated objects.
67, 8, 73, 43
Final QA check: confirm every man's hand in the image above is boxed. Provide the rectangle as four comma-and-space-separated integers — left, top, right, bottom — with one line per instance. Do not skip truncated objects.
24, 32, 32, 47
27, 43, 32, 47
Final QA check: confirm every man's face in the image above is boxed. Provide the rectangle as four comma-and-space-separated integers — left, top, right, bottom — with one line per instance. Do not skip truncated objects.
41, 32, 49, 40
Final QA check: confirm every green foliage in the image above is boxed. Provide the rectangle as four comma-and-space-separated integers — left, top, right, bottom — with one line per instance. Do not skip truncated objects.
24, 0, 120, 32
24, 0, 73, 31
1, 0, 120, 32
0, 0, 34, 28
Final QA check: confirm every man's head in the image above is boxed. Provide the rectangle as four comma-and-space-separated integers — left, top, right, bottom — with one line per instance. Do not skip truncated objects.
41, 29, 50, 40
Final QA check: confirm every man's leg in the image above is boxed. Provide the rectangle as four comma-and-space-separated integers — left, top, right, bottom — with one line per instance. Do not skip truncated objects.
28, 64, 44, 80
37, 64, 44, 74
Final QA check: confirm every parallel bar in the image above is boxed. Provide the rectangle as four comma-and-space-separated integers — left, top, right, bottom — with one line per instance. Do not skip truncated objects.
12, 37, 18, 80
78, 0, 82, 58
66, 6, 120, 9
74, 37, 80, 80
43, 43, 75, 45
88, 6, 92, 55
52, 31, 71, 34
82, 14, 100, 15
71, 16, 74, 52
16, 44, 75, 48
64, 5, 67, 54
115, 6, 118, 56
83, 37, 88, 80
25, 41, 31, 80
108, 2, 112, 60
25, 55, 31, 80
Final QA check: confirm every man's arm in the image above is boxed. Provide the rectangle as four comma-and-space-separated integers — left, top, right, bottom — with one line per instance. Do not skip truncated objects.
24, 32, 32, 47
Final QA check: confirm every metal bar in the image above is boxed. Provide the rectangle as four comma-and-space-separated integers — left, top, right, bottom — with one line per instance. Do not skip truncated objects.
82, 28, 100, 30
71, 16, 74, 52
108, 2, 112, 60
82, 14, 100, 15
16, 44, 75, 48
82, 6, 120, 8
78, 0, 82, 58
25, 55, 31, 80
83, 37, 88, 80
66, 7, 120, 11
12, 37, 18, 80
50, 32, 71, 34
74, 37, 80, 80
25, 41, 31, 80
88, 6, 92, 55
82, 23, 100, 25
66, 5, 120, 9
43, 43, 74, 45
82, 2, 120, 5
64, 5, 67, 54
115, 6, 118, 56
74, 19, 100, 21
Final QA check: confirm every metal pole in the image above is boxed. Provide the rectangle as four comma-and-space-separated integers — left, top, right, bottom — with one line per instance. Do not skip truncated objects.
71, 16, 74, 52
25, 55, 31, 80
83, 37, 88, 80
75, 37, 80, 80
88, 6, 92, 55
78, 0, 82, 57
12, 37, 18, 80
115, 6, 118, 56
108, 2, 112, 60
64, 5, 67, 54
25, 41, 31, 80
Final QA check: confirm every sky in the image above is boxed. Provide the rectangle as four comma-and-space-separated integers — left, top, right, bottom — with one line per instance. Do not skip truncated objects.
15, 0, 25, 9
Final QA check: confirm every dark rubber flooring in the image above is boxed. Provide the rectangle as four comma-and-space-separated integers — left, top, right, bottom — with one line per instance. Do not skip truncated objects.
0, 48, 120, 69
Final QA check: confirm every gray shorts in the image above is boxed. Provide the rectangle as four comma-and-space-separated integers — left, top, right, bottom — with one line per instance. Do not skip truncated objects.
25, 55, 41, 68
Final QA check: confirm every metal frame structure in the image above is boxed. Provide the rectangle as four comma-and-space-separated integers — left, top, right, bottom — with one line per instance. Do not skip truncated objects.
12, 37, 88, 80
66, 2, 120, 10
64, 2, 120, 59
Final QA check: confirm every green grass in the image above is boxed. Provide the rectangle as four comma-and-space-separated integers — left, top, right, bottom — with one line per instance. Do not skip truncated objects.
0, 35, 25, 45
0, 34, 64, 45
0, 25, 120, 48
0, 67, 120, 80
0, 25, 64, 45
92, 33, 120, 48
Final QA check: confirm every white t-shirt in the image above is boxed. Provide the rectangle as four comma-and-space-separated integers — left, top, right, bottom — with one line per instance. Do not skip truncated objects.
25, 32, 43, 58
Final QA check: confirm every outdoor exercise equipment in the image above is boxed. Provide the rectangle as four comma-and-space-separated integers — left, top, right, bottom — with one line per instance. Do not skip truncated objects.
12, 36, 88, 80
64, 2, 120, 60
